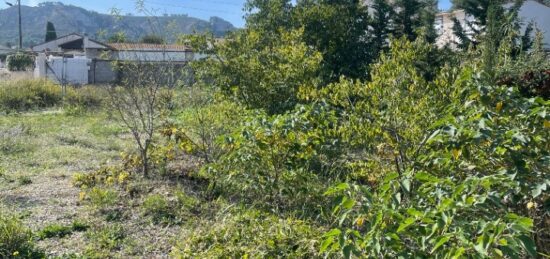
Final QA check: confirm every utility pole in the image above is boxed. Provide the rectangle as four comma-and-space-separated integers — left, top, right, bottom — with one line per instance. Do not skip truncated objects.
5, 0, 22, 49
18, 0, 22, 49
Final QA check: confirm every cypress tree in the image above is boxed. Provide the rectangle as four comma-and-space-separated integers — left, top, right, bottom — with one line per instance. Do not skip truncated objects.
45, 22, 57, 42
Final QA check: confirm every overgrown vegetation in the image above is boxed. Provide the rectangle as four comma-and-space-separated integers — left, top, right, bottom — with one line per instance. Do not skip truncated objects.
0, 79, 106, 112
2, 0, 549, 257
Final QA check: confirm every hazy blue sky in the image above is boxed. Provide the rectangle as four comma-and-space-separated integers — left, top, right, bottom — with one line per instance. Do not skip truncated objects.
2, 0, 453, 27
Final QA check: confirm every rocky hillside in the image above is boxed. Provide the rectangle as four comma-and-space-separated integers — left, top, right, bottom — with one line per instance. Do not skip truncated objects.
0, 2, 236, 47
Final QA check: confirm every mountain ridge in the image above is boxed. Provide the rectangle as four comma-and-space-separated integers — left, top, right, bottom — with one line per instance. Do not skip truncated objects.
0, 2, 236, 47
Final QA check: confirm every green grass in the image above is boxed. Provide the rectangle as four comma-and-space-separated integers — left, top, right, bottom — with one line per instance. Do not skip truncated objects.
0, 111, 131, 180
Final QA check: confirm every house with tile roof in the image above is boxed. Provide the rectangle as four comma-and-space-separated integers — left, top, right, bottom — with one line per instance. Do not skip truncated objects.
31, 33, 194, 84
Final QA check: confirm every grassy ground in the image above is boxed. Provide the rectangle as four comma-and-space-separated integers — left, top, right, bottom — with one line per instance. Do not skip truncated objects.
0, 110, 133, 256
0, 108, 206, 257
0, 78, 323, 257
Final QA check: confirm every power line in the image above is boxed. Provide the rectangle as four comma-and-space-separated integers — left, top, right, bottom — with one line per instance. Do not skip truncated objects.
171, 0, 242, 7
142, 0, 241, 15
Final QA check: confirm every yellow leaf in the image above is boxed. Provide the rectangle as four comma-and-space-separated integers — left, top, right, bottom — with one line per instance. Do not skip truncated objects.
496, 102, 503, 112
527, 201, 536, 210
79, 191, 86, 201
544, 120, 550, 128
356, 217, 365, 227
452, 149, 462, 160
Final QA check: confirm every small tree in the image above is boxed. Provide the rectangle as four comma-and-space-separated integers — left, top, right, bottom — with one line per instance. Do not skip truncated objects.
108, 60, 177, 177
140, 35, 165, 44
45, 22, 57, 42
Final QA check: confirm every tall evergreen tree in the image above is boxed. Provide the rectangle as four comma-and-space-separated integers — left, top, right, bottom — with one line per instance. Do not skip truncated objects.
370, 0, 393, 57
451, 0, 530, 51
296, 0, 373, 81
45, 22, 57, 42
391, 0, 437, 42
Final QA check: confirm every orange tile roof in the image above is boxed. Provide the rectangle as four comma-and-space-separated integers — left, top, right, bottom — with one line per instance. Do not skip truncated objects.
108, 43, 192, 52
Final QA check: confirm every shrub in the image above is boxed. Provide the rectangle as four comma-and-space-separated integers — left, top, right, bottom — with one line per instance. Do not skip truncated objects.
73, 166, 131, 189
0, 80, 108, 112
87, 187, 118, 209
0, 209, 43, 258
0, 80, 62, 112
205, 104, 338, 213
171, 208, 321, 258
6, 52, 33, 71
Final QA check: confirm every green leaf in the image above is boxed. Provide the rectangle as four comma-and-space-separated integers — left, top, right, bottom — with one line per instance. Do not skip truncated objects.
320, 236, 335, 253
415, 172, 438, 183
518, 235, 537, 257
324, 229, 342, 237
431, 235, 450, 254
325, 183, 350, 196
343, 245, 353, 259
401, 179, 411, 193
397, 217, 416, 233
531, 182, 547, 198
342, 198, 356, 210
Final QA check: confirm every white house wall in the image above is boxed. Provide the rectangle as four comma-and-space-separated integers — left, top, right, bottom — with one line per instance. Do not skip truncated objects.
35, 55, 90, 85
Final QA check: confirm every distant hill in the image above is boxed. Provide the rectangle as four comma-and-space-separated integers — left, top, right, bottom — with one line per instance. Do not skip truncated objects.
0, 2, 236, 47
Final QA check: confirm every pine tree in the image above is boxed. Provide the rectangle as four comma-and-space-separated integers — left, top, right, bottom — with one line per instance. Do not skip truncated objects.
391, 0, 437, 42
45, 22, 57, 42
451, 0, 529, 50
370, 0, 393, 56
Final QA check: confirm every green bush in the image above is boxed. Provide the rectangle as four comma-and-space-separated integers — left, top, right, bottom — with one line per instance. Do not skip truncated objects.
0, 80, 107, 112
0, 209, 43, 258
0, 80, 63, 112
87, 187, 118, 209
6, 52, 34, 71
171, 208, 321, 258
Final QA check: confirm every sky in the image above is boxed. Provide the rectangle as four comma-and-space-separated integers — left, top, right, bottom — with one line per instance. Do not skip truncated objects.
2, 0, 454, 28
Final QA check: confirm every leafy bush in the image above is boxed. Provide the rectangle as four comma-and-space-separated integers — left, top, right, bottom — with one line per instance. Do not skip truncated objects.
0, 209, 43, 258
0, 80, 63, 112
87, 187, 118, 209
205, 104, 340, 213
73, 166, 131, 189
171, 208, 321, 258
6, 52, 33, 71
184, 28, 322, 114
165, 93, 248, 163
318, 42, 549, 257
